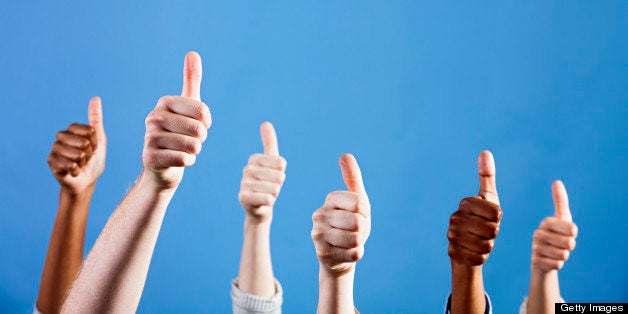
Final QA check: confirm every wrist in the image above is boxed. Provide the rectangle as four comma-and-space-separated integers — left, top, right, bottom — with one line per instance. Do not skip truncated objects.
451, 260, 483, 274
58, 185, 96, 214
530, 264, 557, 279
320, 262, 356, 279
138, 169, 179, 195
60, 183, 96, 198
244, 213, 273, 227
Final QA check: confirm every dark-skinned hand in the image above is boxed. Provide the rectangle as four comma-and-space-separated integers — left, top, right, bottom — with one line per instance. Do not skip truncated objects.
47, 97, 106, 195
447, 151, 503, 266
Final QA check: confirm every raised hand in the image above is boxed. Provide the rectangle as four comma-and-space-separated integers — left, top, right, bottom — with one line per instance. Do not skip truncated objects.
238, 122, 287, 222
142, 51, 212, 190
447, 151, 502, 266
47, 97, 106, 195
312, 154, 371, 277
531, 181, 578, 273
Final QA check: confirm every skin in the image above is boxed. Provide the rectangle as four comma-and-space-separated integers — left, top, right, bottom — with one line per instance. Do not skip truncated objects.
527, 180, 578, 314
312, 154, 370, 314
36, 97, 106, 314
237, 121, 287, 298
447, 151, 503, 314
61, 51, 211, 313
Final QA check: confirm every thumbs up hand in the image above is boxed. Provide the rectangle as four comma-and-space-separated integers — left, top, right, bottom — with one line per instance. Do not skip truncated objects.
142, 52, 212, 190
311, 154, 371, 277
238, 122, 287, 223
447, 151, 503, 266
48, 97, 107, 194
531, 181, 578, 273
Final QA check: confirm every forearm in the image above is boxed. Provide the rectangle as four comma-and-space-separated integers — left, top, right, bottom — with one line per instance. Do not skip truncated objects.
61, 171, 175, 314
318, 267, 355, 314
237, 216, 275, 298
37, 186, 94, 314
450, 263, 485, 314
527, 269, 561, 314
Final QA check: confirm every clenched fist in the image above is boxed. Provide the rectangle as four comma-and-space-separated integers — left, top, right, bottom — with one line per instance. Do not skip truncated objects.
47, 97, 106, 194
142, 51, 212, 190
238, 122, 287, 222
447, 151, 503, 266
531, 180, 578, 272
312, 154, 371, 277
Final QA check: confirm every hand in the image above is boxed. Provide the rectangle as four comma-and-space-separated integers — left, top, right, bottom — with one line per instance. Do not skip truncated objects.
531, 180, 578, 273
447, 151, 503, 266
47, 97, 106, 195
142, 51, 212, 190
238, 122, 287, 223
312, 154, 371, 277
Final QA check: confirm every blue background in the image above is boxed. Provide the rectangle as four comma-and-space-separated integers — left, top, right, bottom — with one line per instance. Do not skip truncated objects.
0, 1, 626, 313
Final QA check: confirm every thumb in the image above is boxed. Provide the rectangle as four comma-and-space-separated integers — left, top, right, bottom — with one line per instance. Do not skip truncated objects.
478, 150, 499, 205
339, 154, 367, 199
181, 51, 202, 101
552, 180, 572, 222
260, 121, 279, 156
88, 96, 105, 142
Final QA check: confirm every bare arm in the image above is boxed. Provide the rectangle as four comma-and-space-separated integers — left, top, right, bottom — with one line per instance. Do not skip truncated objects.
37, 97, 106, 314
236, 122, 286, 298
527, 181, 577, 314
312, 154, 370, 314
448, 151, 502, 314
61, 51, 212, 313
60, 173, 175, 313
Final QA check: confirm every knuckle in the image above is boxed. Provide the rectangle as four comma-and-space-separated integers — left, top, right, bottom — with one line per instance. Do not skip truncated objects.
446, 230, 457, 242
312, 210, 325, 223
351, 248, 363, 262
561, 250, 570, 260
494, 207, 503, 221
533, 230, 542, 242
531, 255, 542, 266
279, 157, 288, 170
242, 165, 253, 177
79, 138, 91, 148
490, 225, 500, 239
248, 154, 262, 164
190, 122, 204, 138
263, 194, 274, 206
325, 192, 338, 204
352, 214, 363, 232
571, 224, 579, 237
447, 245, 456, 259
486, 240, 495, 252
145, 112, 162, 127
191, 138, 202, 154
157, 95, 173, 107
349, 232, 361, 247
459, 197, 473, 208
271, 184, 281, 196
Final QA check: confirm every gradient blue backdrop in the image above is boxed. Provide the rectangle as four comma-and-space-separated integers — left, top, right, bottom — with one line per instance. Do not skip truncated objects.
0, 1, 626, 313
